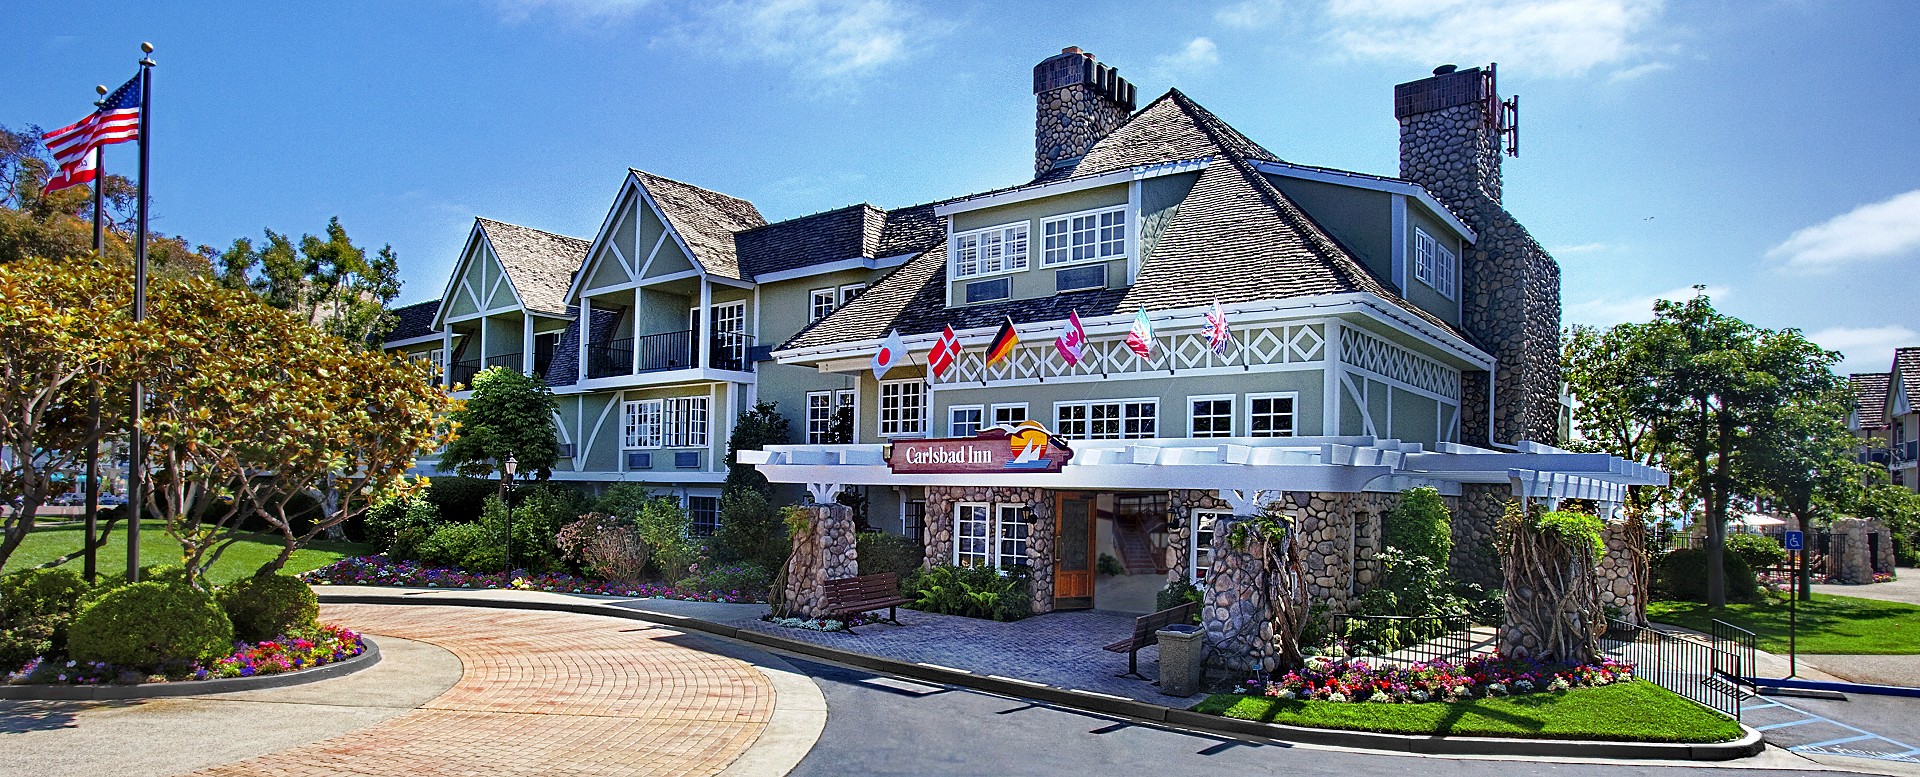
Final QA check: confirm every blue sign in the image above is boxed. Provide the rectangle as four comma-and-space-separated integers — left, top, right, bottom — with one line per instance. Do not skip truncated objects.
1785, 530, 1805, 551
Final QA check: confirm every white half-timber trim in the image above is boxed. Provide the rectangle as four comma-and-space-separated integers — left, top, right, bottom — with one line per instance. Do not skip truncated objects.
934, 157, 1214, 217
939, 321, 1326, 386
742, 437, 1666, 506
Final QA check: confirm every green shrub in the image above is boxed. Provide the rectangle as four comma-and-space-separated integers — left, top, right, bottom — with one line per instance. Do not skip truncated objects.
1156, 579, 1203, 623
1656, 548, 1760, 603
82, 564, 190, 608
1536, 509, 1607, 558
366, 495, 439, 553
506, 486, 581, 571
635, 497, 697, 580
1726, 533, 1787, 571
460, 544, 507, 574
425, 476, 499, 524
904, 564, 1030, 621
68, 581, 234, 668
713, 488, 789, 570
0, 567, 91, 670
1098, 553, 1126, 576
1384, 487, 1453, 567
679, 561, 771, 596
390, 525, 433, 561
855, 531, 920, 579
418, 521, 494, 569
592, 483, 655, 520
216, 573, 320, 642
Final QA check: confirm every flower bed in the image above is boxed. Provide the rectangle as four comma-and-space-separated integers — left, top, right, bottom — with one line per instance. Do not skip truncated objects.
300, 556, 762, 603
1251, 653, 1636, 704
7, 624, 365, 686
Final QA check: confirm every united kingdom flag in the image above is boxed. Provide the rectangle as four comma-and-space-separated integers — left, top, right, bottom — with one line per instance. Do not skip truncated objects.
1202, 300, 1232, 355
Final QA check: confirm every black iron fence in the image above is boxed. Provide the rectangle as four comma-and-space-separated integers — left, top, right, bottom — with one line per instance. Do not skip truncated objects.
1603, 618, 1752, 719
586, 338, 633, 379
448, 358, 480, 388
484, 351, 523, 371
1320, 613, 1486, 666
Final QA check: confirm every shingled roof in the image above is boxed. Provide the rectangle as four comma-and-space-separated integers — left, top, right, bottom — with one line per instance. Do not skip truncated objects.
384, 299, 441, 344
633, 170, 766, 280
782, 89, 1467, 352
476, 217, 590, 317
1896, 348, 1920, 411
736, 204, 885, 278
1852, 372, 1892, 429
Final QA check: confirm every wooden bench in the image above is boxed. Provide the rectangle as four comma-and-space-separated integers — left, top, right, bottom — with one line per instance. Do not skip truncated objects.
1103, 601, 1199, 680
822, 572, 911, 631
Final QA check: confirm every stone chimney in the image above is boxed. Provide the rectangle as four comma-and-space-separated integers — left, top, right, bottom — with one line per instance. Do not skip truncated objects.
1033, 47, 1137, 177
1394, 65, 1562, 450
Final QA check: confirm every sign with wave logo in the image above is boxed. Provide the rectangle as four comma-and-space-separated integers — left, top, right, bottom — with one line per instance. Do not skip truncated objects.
887, 420, 1075, 474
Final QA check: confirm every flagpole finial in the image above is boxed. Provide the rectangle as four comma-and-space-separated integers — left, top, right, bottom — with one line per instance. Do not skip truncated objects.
95, 84, 107, 95
139, 42, 155, 67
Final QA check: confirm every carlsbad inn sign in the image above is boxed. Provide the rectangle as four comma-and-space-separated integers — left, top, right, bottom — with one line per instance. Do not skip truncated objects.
888, 421, 1075, 475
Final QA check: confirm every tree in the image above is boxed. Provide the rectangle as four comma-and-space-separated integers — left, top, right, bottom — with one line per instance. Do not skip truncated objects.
216, 217, 402, 346
723, 401, 791, 495
0, 257, 134, 570
0, 124, 214, 273
438, 367, 560, 481
1746, 385, 1863, 600
1630, 292, 1841, 607
1563, 323, 1689, 516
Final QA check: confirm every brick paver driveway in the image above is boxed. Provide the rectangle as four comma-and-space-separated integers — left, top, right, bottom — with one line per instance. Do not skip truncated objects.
195, 604, 775, 777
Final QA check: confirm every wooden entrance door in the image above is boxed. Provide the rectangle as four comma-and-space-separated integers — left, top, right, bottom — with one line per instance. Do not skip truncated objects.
1054, 493, 1097, 608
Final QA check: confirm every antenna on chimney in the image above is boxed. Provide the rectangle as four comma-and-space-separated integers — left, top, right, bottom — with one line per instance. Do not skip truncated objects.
1484, 63, 1521, 157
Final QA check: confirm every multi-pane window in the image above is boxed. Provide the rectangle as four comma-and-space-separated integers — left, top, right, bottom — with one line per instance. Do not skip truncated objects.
997, 505, 1030, 569
1433, 242, 1457, 301
626, 397, 708, 448
949, 405, 983, 438
902, 500, 926, 543
688, 495, 721, 538
1055, 400, 1156, 440
806, 389, 856, 444
1413, 227, 1456, 300
1190, 396, 1234, 438
954, 223, 1030, 278
810, 289, 837, 322
991, 403, 1028, 428
1414, 228, 1436, 286
1191, 509, 1229, 581
1041, 207, 1127, 266
839, 283, 867, 305
1248, 393, 1296, 438
879, 379, 925, 436
955, 503, 991, 567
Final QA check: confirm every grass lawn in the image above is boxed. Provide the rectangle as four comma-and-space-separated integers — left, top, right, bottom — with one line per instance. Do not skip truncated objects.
2, 519, 366, 585
1193, 680, 1743, 743
1648, 593, 1920, 655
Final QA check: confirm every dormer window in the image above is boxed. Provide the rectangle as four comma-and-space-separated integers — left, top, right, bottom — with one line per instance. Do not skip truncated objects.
1413, 227, 1457, 301
954, 222, 1030, 278
1042, 206, 1127, 266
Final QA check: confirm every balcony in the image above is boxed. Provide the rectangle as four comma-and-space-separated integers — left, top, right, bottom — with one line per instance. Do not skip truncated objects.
484, 352, 523, 372
449, 358, 481, 388
584, 330, 755, 379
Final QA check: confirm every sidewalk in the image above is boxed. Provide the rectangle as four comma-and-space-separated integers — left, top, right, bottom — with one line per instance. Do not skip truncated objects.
315, 585, 1204, 706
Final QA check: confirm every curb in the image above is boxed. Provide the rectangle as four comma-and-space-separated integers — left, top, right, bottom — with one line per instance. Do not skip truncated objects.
1748, 676, 1920, 699
317, 592, 1765, 761
0, 636, 382, 702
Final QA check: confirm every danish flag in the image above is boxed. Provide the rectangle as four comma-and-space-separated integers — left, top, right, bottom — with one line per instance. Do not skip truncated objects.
929, 325, 963, 379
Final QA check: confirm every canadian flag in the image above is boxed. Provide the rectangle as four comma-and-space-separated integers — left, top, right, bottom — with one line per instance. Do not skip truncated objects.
872, 329, 908, 380
1054, 310, 1086, 366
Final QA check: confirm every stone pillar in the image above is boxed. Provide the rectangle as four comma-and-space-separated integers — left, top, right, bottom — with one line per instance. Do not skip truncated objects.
1167, 489, 1231, 584
1449, 485, 1506, 587
1827, 518, 1889, 584
1596, 517, 1649, 626
1025, 491, 1056, 615
1497, 501, 1603, 663
1202, 514, 1280, 673
921, 486, 962, 569
780, 503, 857, 619
1032, 47, 1136, 177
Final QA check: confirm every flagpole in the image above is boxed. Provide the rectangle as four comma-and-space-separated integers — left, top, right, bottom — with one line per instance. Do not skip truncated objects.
84, 84, 108, 584
126, 43, 154, 582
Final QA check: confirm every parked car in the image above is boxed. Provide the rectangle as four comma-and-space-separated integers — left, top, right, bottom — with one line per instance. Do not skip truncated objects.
50, 492, 85, 506
98, 493, 128, 506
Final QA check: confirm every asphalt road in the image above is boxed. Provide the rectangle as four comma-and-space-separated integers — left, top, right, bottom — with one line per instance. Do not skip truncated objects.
786, 657, 1844, 777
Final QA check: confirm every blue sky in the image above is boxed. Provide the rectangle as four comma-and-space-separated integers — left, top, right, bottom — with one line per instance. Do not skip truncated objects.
6, 1, 1917, 374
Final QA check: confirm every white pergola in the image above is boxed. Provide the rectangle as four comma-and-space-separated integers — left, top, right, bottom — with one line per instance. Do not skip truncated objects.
741, 436, 1666, 514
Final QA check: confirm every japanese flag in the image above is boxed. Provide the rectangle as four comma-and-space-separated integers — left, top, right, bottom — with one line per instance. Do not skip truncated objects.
872, 329, 908, 380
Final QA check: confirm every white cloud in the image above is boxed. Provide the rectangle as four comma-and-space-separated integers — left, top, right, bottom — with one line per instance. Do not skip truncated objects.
1322, 0, 1666, 78
494, 0, 654, 25
1767, 189, 1920, 273
1155, 37, 1222, 78
1808, 325, 1917, 375
664, 0, 930, 84
1565, 284, 1725, 327
1552, 242, 1611, 255
1215, 0, 1289, 28
1607, 61, 1670, 82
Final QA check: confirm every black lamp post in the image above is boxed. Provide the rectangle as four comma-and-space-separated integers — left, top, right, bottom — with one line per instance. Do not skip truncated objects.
500, 454, 517, 577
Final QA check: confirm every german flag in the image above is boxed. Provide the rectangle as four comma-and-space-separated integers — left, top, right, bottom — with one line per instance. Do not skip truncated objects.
984, 317, 1020, 367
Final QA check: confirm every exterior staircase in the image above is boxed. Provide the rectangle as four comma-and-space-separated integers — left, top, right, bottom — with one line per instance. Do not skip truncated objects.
1112, 511, 1164, 575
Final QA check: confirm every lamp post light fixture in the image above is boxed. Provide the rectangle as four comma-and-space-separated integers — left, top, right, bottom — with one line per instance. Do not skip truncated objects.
500, 454, 517, 579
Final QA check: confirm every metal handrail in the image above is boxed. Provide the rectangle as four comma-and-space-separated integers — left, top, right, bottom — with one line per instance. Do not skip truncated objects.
586, 338, 634, 379
448, 358, 480, 387
483, 352, 523, 371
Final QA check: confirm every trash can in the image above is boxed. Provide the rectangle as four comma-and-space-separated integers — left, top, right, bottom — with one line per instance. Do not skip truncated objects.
1155, 624, 1205, 697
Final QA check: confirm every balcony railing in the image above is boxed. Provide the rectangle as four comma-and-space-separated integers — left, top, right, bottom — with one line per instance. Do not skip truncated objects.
584, 330, 756, 378
448, 358, 481, 388
484, 352, 523, 371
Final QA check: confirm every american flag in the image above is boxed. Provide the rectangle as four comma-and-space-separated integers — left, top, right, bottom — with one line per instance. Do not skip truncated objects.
43, 74, 141, 194
929, 325, 963, 379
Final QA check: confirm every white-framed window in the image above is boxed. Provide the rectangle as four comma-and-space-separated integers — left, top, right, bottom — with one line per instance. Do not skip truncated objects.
991, 403, 1028, 428
953, 222, 1030, 279
1041, 206, 1127, 266
1413, 227, 1435, 286
1190, 509, 1230, 581
807, 389, 856, 444
663, 397, 708, 447
1433, 242, 1457, 301
1189, 395, 1234, 438
623, 400, 663, 449
839, 283, 867, 305
997, 504, 1031, 569
1055, 399, 1157, 440
687, 495, 721, 538
955, 503, 992, 567
879, 379, 926, 437
948, 405, 984, 438
810, 289, 837, 322
1247, 392, 1297, 438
